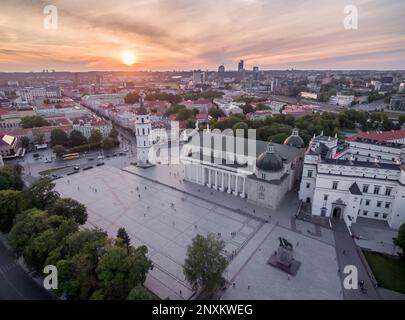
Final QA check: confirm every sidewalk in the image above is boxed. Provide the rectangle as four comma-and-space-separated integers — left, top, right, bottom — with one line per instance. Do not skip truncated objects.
332, 220, 380, 300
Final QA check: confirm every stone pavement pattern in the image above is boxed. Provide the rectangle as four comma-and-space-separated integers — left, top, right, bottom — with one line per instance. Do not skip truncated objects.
54, 164, 345, 300
54, 166, 263, 300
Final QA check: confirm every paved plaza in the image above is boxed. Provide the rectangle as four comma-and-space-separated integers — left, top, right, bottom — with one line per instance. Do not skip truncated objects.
221, 225, 342, 300
54, 166, 264, 300
54, 164, 345, 300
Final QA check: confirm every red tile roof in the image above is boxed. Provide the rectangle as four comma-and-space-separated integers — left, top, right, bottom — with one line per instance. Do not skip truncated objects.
347, 130, 405, 142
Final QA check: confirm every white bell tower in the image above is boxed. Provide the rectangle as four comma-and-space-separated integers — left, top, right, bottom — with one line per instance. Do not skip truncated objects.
135, 94, 152, 167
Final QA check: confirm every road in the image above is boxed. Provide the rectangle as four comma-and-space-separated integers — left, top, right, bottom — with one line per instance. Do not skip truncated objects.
0, 240, 52, 300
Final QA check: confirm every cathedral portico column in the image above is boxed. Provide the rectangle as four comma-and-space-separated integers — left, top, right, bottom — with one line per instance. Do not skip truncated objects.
202, 167, 206, 185
240, 177, 246, 198
228, 174, 232, 194
208, 168, 212, 187
220, 172, 225, 191
214, 170, 218, 189
233, 175, 239, 196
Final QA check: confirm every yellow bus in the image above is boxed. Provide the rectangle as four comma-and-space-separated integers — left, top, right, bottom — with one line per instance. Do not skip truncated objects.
62, 153, 80, 161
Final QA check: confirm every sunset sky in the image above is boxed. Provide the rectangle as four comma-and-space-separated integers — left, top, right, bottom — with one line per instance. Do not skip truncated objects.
1, 0, 404, 72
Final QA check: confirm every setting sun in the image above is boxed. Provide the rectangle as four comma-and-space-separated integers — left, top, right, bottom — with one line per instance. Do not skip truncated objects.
121, 51, 136, 66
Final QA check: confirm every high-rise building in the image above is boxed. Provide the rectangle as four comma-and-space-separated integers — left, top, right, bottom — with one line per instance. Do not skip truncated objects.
253, 66, 259, 81
238, 60, 245, 81
192, 70, 205, 85
218, 65, 225, 87
238, 60, 244, 72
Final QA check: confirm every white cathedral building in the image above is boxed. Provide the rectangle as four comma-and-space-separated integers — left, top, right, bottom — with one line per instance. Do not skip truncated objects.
181, 128, 305, 210
299, 132, 405, 230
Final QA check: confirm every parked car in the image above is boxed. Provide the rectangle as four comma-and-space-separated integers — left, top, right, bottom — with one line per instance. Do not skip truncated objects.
74, 166, 80, 171
88, 157, 95, 161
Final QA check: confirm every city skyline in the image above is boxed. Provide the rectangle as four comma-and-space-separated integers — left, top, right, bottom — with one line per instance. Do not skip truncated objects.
1, 0, 405, 72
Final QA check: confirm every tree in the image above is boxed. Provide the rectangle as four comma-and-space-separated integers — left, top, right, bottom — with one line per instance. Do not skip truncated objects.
50, 128, 69, 147
69, 130, 87, 147
398, 115, 405, 127
0, 190, 26, 232
0, 166, 24, 191
8, 209, 78, 272
34, 132, 45, 145
46, 229, 109, 300
23, 177, 60, 210
183, 234, 228, 294
242, 104, 254, 114
117, 228, 131, 249
101, 137, 115, 150
176, 108, 194, 121
89, 129, 103, 144
127, 285, 156, 300
92, 245, 152, 300
21, 116, 49, 128
124, 92, 140, 104
209, 107, 225, 119
20, 136, 30, 149
109, 127, 119, 140
394, 224, 405, 259
47, 198, 88, 225
165, 104, 186, 116
53, 145, 65, 158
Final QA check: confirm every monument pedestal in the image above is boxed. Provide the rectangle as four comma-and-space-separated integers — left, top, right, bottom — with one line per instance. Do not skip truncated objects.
268, 237, 301, 276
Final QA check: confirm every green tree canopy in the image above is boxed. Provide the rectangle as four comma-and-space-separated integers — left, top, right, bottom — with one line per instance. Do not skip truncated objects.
0, 166, 24, 191
117, 227, 131, 249
8, 209, 78, 272
34, 133, 45, 145
20, 136, 30, 149
394, 224, 405, 259
47, 197, 88, 225
109, 127, 119, 140
208, 107, 225, 119
53, 145, 65, 158
50, 128, 69, 147
23, 177, 60, 210
89, 129, 103, 144
176, 108, 194, 121
69, 130, 88, 147
127, 285, 156, 300
0, 190, 27, 232
183, 233, 228, 294
46, 228, 109, 300
21, 116, 50, 128
101, 137, 115, 150
124, 92, 140, 104
92, 245, 152, 300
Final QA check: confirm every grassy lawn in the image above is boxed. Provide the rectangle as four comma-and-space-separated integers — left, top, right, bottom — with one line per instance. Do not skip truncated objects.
363, 251, 405, 294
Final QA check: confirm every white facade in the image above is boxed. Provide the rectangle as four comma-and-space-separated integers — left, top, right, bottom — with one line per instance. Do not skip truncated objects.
329, 94, 355, 107
135, 97, 153, 167
182, 131, 304, 210
299, 134, 405, 229
300, 91, 318, 100
72, 121, 112, 139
